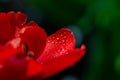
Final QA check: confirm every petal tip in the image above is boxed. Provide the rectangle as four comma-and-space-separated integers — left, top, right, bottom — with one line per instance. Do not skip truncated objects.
80, 44, 86, 56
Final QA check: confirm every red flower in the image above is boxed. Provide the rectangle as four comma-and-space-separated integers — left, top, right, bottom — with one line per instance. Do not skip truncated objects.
0, 11, 27, 45
0, 12, 86, 80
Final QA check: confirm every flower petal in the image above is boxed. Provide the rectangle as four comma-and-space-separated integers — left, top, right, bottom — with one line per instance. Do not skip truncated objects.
7, 11, 16, 29
0, 12, 15, 44
18, 24, 47, 58
0, 56, 27, 80
0, 38, 26, 80
37, 28, 81, 78
15, 12, 27, 28
39, 44, 86, 78
37, 28, 75, 62
27, 59, 43, 77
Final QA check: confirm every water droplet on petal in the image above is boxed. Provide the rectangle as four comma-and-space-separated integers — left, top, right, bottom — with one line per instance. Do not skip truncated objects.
62, 49, 65, 52
48, 40, 50, 43
56, 37, 59, 40
62, 40, 65, 42
64, 36, 67, 38
51, 41, 54, 44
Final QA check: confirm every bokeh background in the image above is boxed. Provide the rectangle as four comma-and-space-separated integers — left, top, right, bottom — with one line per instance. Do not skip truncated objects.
0, 0, 120, 80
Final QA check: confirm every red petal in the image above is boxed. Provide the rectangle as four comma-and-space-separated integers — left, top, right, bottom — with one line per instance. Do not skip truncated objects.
36, 28, 79, 78
18, 24, 47, 58
0, 38, 26, 63
25, 21, 38, 27
7, 11, 16, 29
37, 28, 75, 62
0, 12, 15, 44
27, 59, 42, 77
39, 44, 86, 78
0, 46, 3, 51
0, 56, 27, 80
0, 47, 18, 63
15, 12, 27, 28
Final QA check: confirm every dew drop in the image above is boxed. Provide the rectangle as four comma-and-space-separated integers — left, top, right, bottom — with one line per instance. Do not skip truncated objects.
56, 37, 59, 40
63, 32, 66, 34
62, 48, 65, 52
71, 32, 73, 35
62, 40, 65, 42
63, 36, 67, 38
48, 40, 50, 43
51, 41, 54, 43
60, 34, 63, 37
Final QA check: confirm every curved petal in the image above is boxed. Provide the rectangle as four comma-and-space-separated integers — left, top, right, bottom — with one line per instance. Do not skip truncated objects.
15, 12, 27, 28
0, 56, 28, 80
18, 23, 47, 58
37, 28, 82, 78
0, 38, 27, 80
39, 44, 86, 78
7, 11, 16, 29
0, 11, 27, 45
37, 28, 75, 62
0, 46, 3, 51
27, 59, 43, 78
0, 38, 25, 63
0, 12, 15, 44
0, 38, 42, 80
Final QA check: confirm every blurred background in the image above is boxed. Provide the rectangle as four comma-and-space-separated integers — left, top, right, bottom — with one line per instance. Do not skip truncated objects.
0, 0, 120, 80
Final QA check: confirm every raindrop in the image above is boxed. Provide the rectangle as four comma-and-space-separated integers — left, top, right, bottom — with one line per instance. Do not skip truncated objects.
71, 32, 74, 35
51, 41, 54, 44
56, 37, 59, 40
47, 40, 50, 43
62, 40, 65, 42
63, 36, 67, 38
60, 34, 63, 37
62, 48, 65, 52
